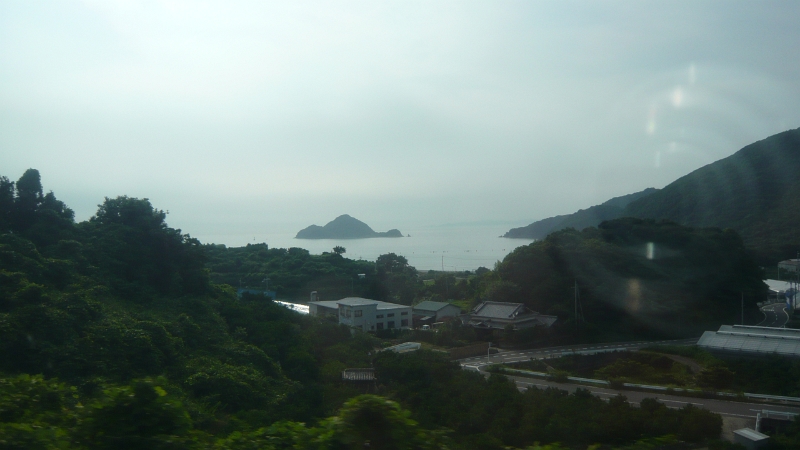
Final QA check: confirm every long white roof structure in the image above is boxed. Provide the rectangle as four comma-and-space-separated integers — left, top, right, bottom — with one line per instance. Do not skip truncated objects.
698, 325, 800, 357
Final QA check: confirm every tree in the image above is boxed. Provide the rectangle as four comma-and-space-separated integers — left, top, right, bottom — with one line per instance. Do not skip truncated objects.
376, 253, 410, 274
12, 169, 43, 231
323, 395, 446, 450
333, 246, 346, 255
85, 196, 208, 296
0, 176, 14, 231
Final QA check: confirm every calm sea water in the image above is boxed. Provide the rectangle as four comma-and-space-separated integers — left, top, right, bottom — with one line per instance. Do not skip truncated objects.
205, 225, 535, 272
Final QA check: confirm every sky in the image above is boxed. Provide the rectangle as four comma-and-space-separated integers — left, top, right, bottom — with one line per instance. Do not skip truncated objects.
2, 1, 800, 244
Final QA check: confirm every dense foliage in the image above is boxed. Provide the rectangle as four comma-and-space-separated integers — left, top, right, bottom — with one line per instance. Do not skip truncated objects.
503, 188, 658, 240
374, 351, 721, 449
493, 218, 767, 340
646, 345, 800, 398
0, 169, 742, 448
623, 127, 800, 264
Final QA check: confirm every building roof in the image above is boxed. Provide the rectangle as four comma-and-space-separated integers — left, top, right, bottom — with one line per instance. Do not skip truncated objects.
471, 301, 528, 319
765, 279, 794, 293
309, 297, 409, 310
464, 301, 557, 329
381, 342, 421, 353
698, 325, 800, 357
718, 325, 800, 337
733, 428, 769, 442
779, 259, 800, 266
413, 301, 458, 312
342, 368, 375, 381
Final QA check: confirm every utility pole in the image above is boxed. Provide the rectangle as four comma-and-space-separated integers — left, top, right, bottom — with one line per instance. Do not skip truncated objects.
574, 280, 579, 332
792, 251, 800, 314
487, 342, 491, 364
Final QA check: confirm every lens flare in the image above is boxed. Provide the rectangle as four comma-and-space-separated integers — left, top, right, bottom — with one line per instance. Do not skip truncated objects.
626, 278, 641, 313
671, 86, 684, 108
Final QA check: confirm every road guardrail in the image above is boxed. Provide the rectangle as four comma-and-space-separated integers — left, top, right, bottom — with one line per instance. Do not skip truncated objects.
499, 367, 800, 404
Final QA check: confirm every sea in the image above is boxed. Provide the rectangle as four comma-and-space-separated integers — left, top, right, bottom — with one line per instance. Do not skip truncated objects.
205, 224, 535, 272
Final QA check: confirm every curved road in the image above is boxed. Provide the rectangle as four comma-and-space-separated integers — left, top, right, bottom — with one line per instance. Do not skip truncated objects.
502, 373, 800, 420
757, 302, 790, 327
459, 338, 698, 366
459, 339, 800, 420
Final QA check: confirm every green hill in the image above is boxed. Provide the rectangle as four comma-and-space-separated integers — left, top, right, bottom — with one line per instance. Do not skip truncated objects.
0, 169, 728, 448
503, 188, 658, 239
623, 128, 800, 264
494, 218, 767, 340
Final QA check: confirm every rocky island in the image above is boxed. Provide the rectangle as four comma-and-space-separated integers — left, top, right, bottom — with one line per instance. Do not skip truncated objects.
295, 214, 403, 239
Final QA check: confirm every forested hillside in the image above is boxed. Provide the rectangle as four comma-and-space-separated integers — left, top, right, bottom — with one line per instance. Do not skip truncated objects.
0, 169, 735, 448
505, 128, 800, 265
502, 188, 657, 239
623, 128, 800, 264
492, 218, 767, 340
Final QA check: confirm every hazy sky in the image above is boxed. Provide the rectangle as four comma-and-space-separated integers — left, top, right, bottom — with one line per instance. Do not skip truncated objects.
2, 1, 799, 243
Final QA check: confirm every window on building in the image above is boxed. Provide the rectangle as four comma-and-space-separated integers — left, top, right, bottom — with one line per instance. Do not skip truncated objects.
388, 321, 395, 328
401, 319, 408, 327
340, 308, 344, 316
387, 313, 394, 317
401, 311, 408, 316
376, 323, 384, 330
346, 309, 351, 318
376, 314, 384, 318
355, 310, 362, 317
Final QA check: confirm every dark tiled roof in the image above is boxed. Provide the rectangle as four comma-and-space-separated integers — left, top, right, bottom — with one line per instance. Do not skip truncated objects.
472, 301, 525, 319
414, 301, 454, 312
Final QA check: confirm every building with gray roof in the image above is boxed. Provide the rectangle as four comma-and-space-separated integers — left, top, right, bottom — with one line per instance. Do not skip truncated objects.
697, 324, 800, 358
461, 301, 557, 330
412, 301, 462, 323
733, 428, 769, 450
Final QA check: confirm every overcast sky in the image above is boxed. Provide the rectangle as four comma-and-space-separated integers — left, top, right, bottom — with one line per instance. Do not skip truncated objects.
2, 1, 799, 242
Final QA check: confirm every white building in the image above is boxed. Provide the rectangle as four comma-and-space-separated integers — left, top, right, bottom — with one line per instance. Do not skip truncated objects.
778, 259, 800, 273
309, 297, 412, 332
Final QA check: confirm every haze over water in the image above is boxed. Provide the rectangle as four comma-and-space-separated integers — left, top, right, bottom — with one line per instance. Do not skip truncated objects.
3, 2, 800, 249
204, 224, 533, 272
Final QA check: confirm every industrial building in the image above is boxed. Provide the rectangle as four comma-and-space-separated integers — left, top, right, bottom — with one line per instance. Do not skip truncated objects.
309, 297, 412, 332
697, 325, 800, 358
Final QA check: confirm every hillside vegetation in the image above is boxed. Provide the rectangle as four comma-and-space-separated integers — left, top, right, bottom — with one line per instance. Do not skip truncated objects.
491, 218, 767, 340
505, 128, 800, 265
503, 188, 657, 239
623, 128, 800, 263
0, 169, 732, 448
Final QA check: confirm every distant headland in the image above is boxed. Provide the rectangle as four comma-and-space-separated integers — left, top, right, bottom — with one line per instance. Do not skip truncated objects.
295, 214, 403, 239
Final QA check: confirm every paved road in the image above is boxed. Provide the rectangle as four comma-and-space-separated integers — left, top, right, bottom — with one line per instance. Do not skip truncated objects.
502, 374, 800, 419
458, 339, 800, 419
459, 338, 699, 366
757, 302, 790, 327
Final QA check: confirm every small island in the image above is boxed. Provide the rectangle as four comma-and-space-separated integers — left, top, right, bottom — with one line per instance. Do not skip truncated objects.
295, 214, 403, 239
